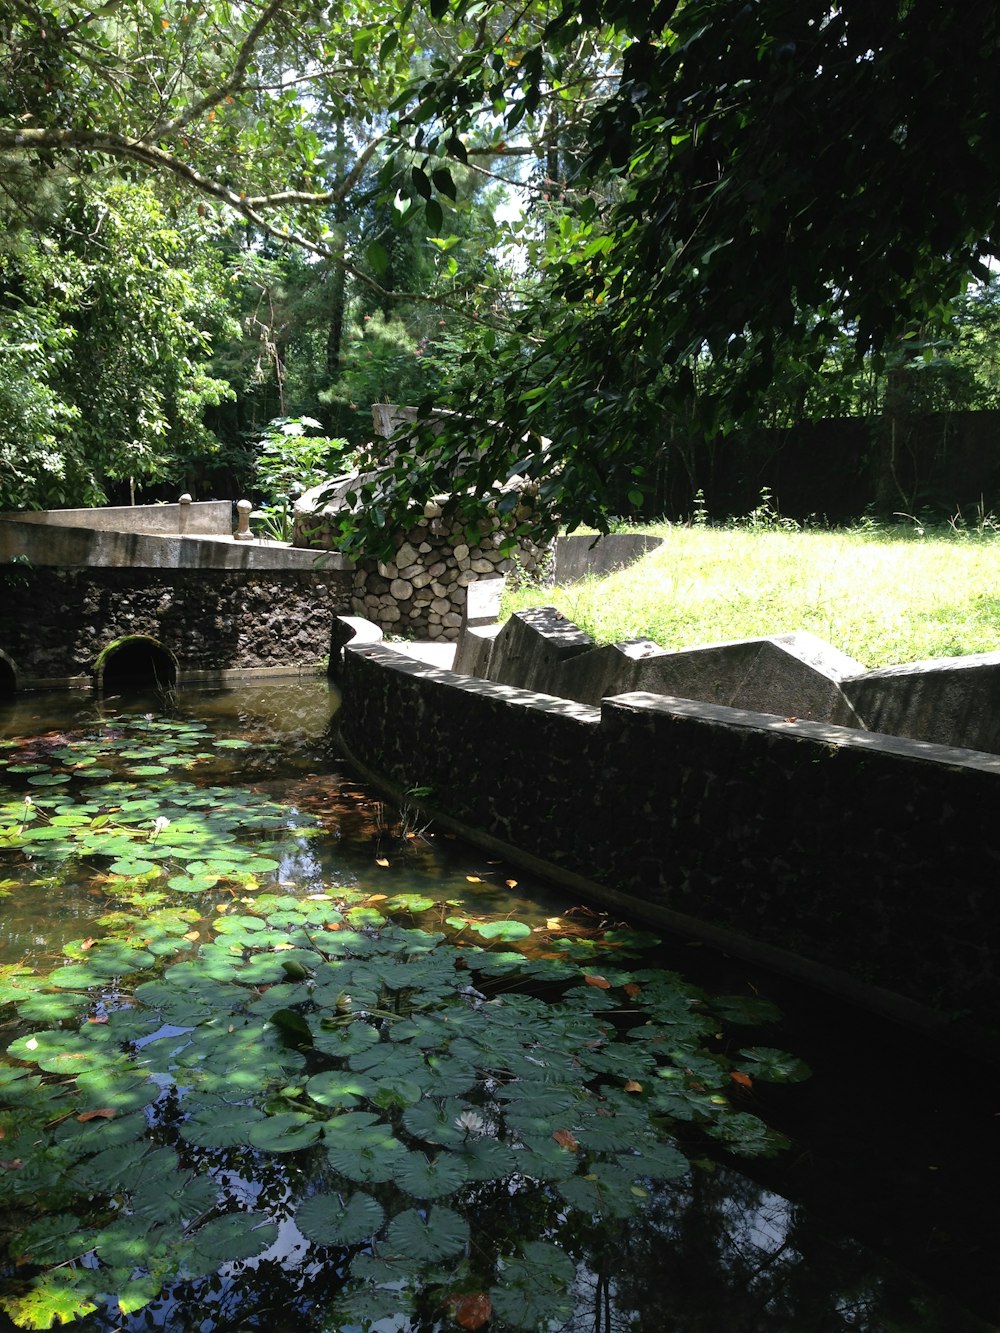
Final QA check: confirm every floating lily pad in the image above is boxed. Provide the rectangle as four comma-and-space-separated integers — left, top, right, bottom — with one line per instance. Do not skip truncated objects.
295, 1191, 385, 1247
385, 1206, 468, 1262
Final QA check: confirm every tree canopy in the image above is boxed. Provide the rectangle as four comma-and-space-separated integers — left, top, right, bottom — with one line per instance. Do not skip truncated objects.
4, 0, 1000, 538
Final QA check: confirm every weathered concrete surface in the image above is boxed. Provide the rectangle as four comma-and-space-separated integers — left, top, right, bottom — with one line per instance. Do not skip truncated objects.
337, 638, 1000, 1043
2, 500, 232, 536
453, 623, 503, 677
481, 606, 596, 694
480, 611, 864, 724
842, 651, 1000, 752
551, 532, 664, 583
0, 516, 351, 572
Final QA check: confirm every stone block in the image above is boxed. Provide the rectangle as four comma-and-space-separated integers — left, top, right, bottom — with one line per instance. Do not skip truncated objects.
558, 639, 667, 706
842, 651, 1000, 754
483, 606, 595, 694
625, 630, 863, 725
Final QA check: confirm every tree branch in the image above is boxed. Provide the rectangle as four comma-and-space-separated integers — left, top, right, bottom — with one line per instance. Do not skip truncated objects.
151, 0, 291, 137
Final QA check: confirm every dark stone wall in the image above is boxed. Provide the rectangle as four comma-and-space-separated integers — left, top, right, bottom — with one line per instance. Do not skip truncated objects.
0, 566, 352, 683
338, 645, 1000, 1037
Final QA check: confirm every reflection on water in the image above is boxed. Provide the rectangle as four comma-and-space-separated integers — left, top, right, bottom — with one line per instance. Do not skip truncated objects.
0, 681, 996, 1332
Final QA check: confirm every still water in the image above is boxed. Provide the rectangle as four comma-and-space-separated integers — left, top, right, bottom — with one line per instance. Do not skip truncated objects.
0, 680, 996, 1333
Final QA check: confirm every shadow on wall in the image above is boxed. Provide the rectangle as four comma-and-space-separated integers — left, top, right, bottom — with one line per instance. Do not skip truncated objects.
96, 636, 178, 695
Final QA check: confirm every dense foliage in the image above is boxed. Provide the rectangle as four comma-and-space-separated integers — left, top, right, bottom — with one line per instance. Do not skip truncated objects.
4, 0, 1000, 533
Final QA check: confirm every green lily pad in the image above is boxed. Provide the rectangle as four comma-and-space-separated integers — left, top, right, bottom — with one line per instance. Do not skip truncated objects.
385, 1206, 468, 1262
295, 1191, 385, 1247
247, 1112, 322, 1153
394, 1151, 469, 1200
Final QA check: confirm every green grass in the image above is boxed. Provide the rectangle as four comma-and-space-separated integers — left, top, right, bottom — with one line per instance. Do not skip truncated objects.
503, 523, 1000, 669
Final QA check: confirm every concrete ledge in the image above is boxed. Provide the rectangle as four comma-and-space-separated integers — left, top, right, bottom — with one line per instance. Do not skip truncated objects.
477, 611, 865, 725
453, 623, 502, 677
843, 651, 1000, 752
2, 500, 232, 536
0, 518, 353, 571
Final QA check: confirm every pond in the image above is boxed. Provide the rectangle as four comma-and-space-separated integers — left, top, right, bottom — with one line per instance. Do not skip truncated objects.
0, 681, 996, 1333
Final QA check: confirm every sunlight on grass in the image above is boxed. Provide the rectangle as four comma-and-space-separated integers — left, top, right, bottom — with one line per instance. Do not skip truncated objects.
504, 525, 1000, 669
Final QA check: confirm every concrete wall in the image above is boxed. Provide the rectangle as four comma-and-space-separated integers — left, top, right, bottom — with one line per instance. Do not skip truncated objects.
337, 641, 1000, 1044
551, 533, 664, 583
0, 516, 347, 572
0, 566, 352, 688
2, 500, 233, 536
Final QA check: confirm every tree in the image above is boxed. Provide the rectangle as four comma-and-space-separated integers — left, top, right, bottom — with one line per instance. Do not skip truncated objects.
5, 0, 1000, 537
0, 176, 237, 508
345, 0, 1000, 545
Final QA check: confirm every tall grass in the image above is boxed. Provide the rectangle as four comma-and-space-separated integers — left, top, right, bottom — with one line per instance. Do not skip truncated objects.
503, 522, 1000, 669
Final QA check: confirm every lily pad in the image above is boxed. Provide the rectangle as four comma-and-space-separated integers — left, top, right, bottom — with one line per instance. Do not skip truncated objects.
295, 1191, 385, 1247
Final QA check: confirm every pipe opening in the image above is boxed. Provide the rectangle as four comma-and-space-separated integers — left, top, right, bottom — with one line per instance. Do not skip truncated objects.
98, 637, 177, 695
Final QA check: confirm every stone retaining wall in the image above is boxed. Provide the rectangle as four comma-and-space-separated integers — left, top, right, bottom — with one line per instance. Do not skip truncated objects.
347, 498, 549, 640
0, 567, 351, 687
337, 640, 1000, 1045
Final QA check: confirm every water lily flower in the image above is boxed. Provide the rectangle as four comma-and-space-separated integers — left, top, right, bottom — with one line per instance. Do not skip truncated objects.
148, 815, 171, 841
454, 1110, 486, 1137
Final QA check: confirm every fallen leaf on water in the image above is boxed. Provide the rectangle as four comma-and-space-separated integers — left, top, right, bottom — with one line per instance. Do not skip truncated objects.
730, 1070, 753, 1089
454, 1293, 492, 1330
215, 904, 228, 914
86, 1015, 109, 1024
325, 922, 342, 931
623, 982, 642, 998
466, 875, 482, 883
76, 1109, 116, 1122
367, 894, 388, 902
584, 974, 611, 989
624, 1079, 643, 1093
272, 942, 294, 951
183, 930, 200, 942
552, 1128, 580, 1151
546, 917, 562, 930
80, 938, 95, 951
505, 878, 518, 888
375, 857, 390, 868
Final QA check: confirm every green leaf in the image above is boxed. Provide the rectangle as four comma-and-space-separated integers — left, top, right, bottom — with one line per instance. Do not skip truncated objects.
248, 1111, 322, 1153
490, 1241, 576, 1329
0, 1273, 99, 1329
306, 1069, 377, 1108
367, 240, 389, 276
385, 1205, 468, 1261
736, 1046, 811, 1082
180, 1104, 267, 1149
296, 1190, 385, 1246
184, 1213, 279, 1275
468, 918, 531, 941
425, 197, 444, 233
394, 1151, 469, 1200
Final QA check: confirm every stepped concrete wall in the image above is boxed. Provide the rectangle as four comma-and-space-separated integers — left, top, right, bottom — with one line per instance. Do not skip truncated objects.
336, 635, 1000, 1046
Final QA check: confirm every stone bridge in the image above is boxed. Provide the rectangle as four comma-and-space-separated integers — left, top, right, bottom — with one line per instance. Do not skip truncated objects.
0, 500, 353, 693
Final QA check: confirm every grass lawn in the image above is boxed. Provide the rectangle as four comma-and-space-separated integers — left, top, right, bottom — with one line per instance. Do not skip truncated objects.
502, 523, 1000, 669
